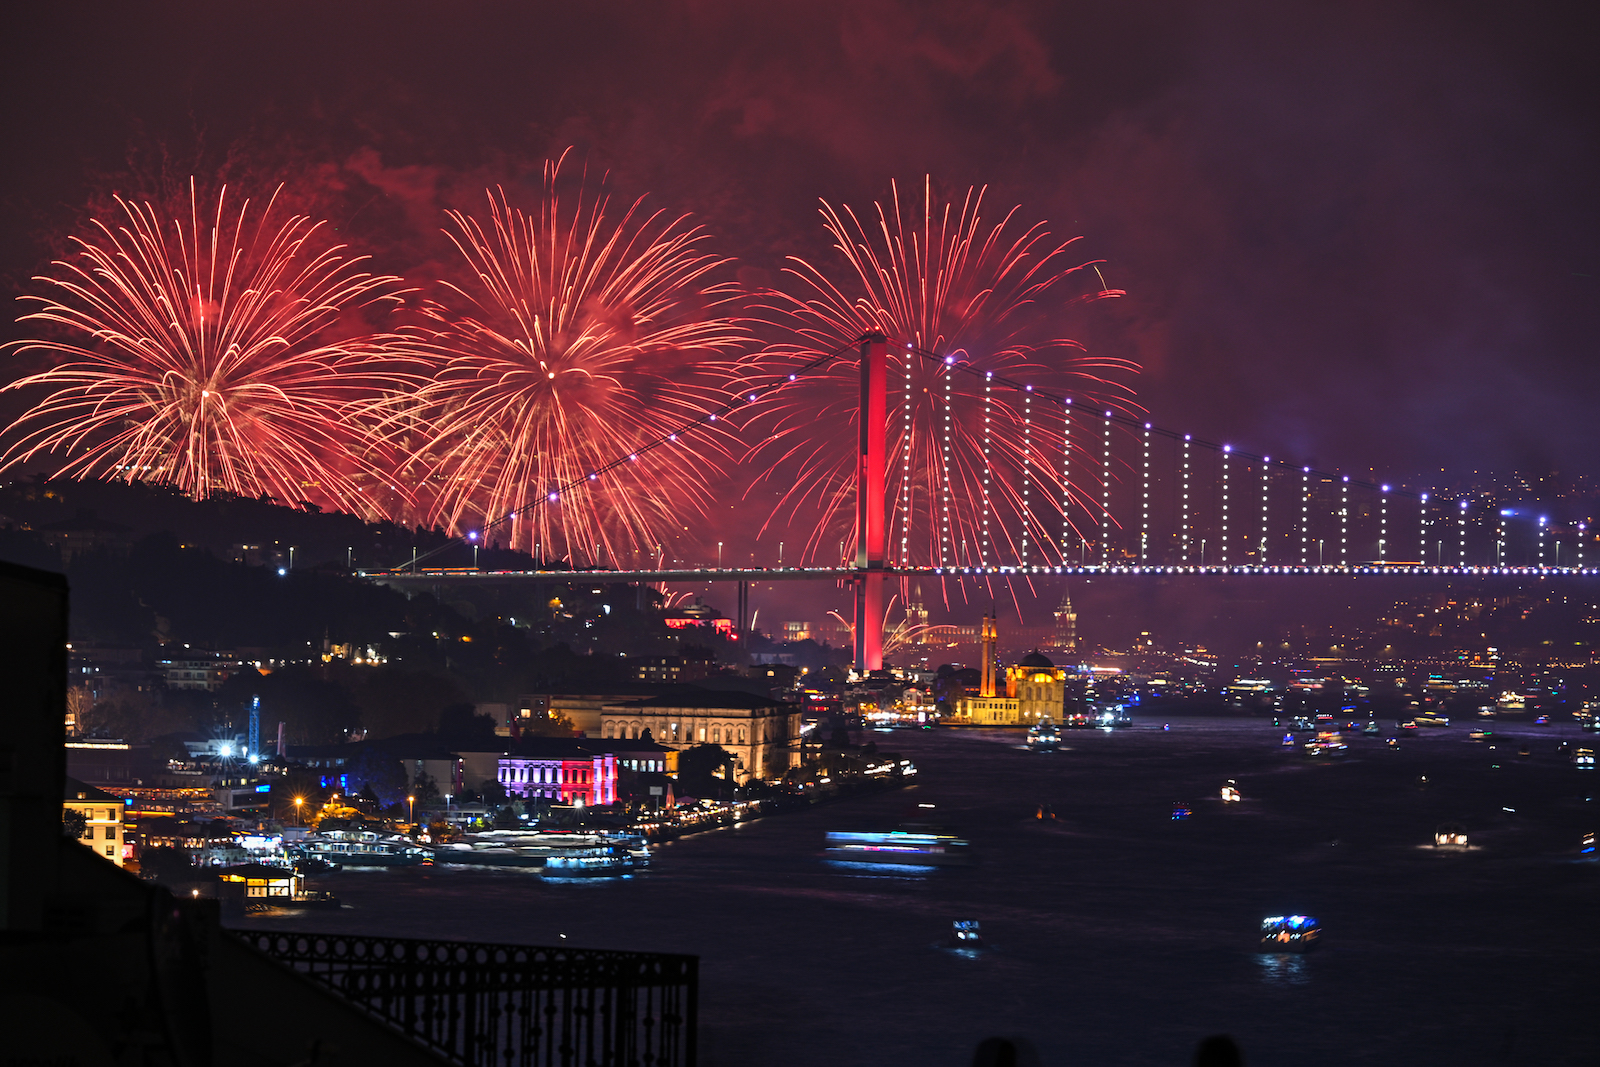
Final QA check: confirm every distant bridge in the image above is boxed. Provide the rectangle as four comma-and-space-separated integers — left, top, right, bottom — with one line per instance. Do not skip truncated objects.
377, 334, 1593, 670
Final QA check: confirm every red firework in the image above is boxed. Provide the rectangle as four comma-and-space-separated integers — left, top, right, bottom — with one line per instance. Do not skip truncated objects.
0, 181, 420, 515
400, 156, 749, 563
744, 177, 1138, 566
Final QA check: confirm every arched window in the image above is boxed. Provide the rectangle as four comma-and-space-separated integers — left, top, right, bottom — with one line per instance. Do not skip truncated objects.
604, 723, 614, 738
711, 727, 721, 743
738, 727, 747, 744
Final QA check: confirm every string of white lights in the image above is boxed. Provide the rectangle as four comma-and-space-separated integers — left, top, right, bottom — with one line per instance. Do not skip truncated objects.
941, 361, 953, 567
1379, 486, 1388, 562
1459, 499, 1468, 567
981, 372, 992, 565
1260, 457, 1270, 564
1062, 399, 1073, 561
1422, 494, 1430, 566
1301, 467, 1310, 566
1102, 411, 1113, 568
1340, 477, 1349, 568
1141, 423, 1151, 563
1220, 446, 1231, 566
1021, 386, 1033, 566
901, 352, 913, 565
1182, 435, 1191, 562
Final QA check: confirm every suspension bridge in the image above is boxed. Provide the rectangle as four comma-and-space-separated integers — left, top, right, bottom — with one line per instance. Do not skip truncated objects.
373, 333, 1594, 669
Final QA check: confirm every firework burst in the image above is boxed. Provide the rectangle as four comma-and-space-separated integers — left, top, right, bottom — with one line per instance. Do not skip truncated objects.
402, 155, 749, 562
744, 177, 1138, 567
0, 181, 419, 514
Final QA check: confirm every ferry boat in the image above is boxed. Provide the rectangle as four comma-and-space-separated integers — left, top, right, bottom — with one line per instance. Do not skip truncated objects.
431, 831, 643, 876
824, 829, 973, 866
291, 828, 432, 867
1259, 915, 1321, 952
1362, 720, 1381, 736
1026, 716, 1061, 751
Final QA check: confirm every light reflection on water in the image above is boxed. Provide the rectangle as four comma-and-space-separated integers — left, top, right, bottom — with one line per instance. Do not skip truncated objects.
821, 859, 937, 878
1256, 952, 1312, 988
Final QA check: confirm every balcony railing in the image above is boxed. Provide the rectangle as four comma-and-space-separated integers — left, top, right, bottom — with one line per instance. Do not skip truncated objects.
240, 931, 696, 1067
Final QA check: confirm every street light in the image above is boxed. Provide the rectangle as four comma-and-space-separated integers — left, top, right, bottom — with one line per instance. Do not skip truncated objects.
717, 542, 723, 569
293, 796, 303, 826
407, 795, 415, 825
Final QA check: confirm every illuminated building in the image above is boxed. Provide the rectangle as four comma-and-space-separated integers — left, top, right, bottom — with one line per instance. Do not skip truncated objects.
499, 748, 618, 806
63, 776, 127, 867
950, 616, 1068, 727
600, 686, 802, 781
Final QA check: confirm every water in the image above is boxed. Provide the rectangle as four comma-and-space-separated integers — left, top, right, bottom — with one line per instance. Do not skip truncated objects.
239, 717, 1598, 1066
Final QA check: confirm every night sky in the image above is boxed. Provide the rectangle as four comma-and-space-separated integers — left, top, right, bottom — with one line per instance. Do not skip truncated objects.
4, 1, 1598, 604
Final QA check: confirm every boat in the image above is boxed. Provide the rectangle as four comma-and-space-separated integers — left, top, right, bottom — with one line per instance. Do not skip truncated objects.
1304, 731, 1349, 758
431, 831, 643, 876
291, 828, 432, 867
1434, 822, 1468, 848
950, 919, 982, 946
1259, 915, 1321, 952
1362, 721, 1381, 736
824, 829, 973, 866
1026, 716, 1061, 751
1220, 781, 1241, 803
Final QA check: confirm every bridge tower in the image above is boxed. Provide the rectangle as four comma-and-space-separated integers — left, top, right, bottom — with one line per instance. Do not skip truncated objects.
853, 332, 888, 671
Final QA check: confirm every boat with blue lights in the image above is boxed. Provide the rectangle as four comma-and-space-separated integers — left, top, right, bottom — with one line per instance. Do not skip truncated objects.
1259, 915, 1321, 952
825, 829, 974, 866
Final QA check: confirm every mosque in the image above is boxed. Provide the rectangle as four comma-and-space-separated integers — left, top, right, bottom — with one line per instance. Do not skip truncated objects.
948, 613, 1071, 727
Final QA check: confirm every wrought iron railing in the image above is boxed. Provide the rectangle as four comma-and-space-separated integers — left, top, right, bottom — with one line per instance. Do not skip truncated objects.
240, 931, 696, 1067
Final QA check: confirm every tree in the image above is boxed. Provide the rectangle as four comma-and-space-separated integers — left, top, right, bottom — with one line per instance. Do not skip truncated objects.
217, 665, 360, 745
66, 684, 95, 735
519, 709, 578, 738
437, 702, 499, 746
345, 747, 409, 809
411, 770, 443, 808
62, 808, 87, 839
677, 744, 737, 799
351, 667, 467, 739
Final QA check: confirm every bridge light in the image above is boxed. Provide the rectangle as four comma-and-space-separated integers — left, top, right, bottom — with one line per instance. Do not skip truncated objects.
468, 531, 479, 542
548, 492, 559, 502
945, 356, 955, 365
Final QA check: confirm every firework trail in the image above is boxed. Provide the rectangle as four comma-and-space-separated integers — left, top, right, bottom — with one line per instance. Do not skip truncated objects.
0, 181, 419, 514
401, 155, 748, 563
744, 177, 1138, 569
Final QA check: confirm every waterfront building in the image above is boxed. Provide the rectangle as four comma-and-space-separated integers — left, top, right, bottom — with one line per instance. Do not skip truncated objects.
950, 616, 1069, 727
63, 776, 127, 866
498, 739, 617, 806
600, 686, 802, 782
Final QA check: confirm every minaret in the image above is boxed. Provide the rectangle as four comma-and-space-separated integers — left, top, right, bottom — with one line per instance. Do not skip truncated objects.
979, 614, 998, 698
1054, 588, 1077, 652
907, 590, 929, 645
